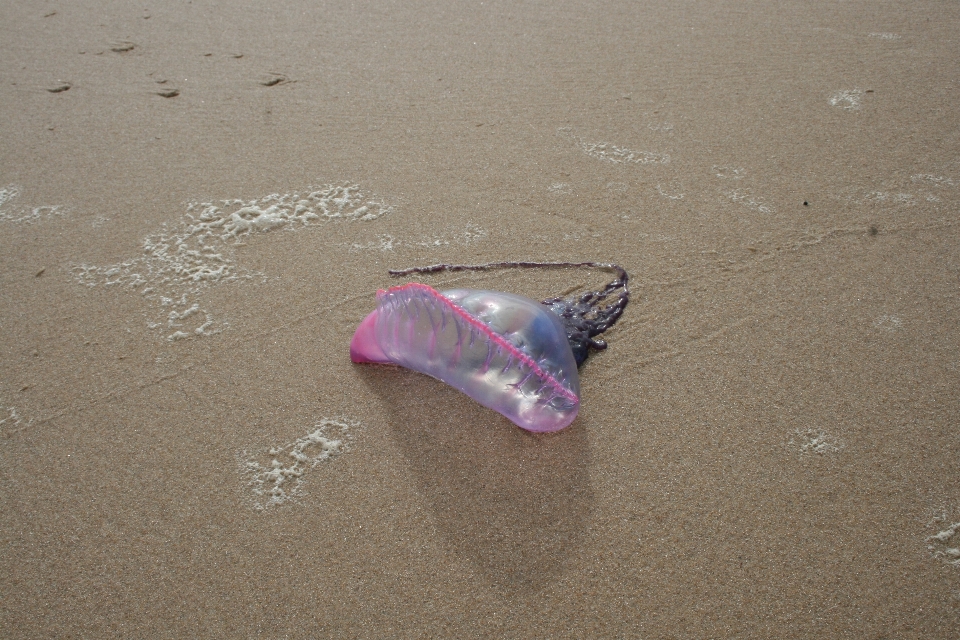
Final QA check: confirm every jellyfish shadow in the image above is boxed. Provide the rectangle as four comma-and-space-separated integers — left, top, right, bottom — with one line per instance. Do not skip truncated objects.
357, 366, 594, 595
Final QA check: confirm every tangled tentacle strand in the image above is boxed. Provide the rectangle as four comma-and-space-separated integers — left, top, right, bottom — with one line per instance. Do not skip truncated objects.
388, 261, 630, 367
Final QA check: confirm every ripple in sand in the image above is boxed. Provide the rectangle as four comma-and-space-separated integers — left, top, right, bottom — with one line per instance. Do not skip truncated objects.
237, 418, 357, 511
70, 184, 393, 341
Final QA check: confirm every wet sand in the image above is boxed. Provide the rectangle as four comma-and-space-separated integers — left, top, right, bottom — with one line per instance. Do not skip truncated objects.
1, 0, 959, 637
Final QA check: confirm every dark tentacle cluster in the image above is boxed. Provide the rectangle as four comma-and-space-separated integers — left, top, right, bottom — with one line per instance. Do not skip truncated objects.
388, 261, 630, 367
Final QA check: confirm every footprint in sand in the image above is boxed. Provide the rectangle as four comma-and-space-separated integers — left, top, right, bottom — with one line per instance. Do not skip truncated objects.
46, 81, 71, 93
109, 41, 137, 53
258, 72, 291, 87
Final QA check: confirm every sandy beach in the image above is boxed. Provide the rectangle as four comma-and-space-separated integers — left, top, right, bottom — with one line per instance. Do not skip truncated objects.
1, 0, 959, 637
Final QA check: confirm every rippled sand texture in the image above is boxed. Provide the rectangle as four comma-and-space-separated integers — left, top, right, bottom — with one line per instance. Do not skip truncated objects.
1, 0, 959, 637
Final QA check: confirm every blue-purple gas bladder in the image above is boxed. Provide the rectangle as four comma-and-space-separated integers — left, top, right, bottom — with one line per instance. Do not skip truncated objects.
351, 262, 629, 432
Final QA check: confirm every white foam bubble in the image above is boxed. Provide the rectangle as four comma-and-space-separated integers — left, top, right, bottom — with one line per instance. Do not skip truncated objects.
547, 182, 572, 195
789, 428, 842, 455
926, 514, 960, 568
0, 403, 28, 437
656, 182, 684, 200
606, 181, 629, 194
841, 188, 934, 208
350, 234, 397, 252
911, 174, 957, 188
348, 224, 487, 253
558, 127, 669, 165
865, 191, 916, 206
869, 32, 901, 40
712, 165, 745, 180
829, 89, 864, 110
71, 184, 392, 340
237, 417, 357, 511
580, 141, 669, 165
0, 184, 66, 224
413, 223, 488, 248
724, 188, 774, 214
873, 315, 903, 332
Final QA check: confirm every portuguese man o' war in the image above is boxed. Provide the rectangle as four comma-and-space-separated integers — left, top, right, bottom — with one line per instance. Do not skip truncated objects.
350, 261, 630, 432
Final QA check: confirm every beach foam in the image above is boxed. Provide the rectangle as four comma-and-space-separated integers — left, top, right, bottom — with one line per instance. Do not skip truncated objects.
348, 223, 486, 253
829, 89, 864, 110
927, 514, 960, 568
789, 428, 842, 455
724, 188, 775, 214
71, 184, 392, 341
558, 127, 669, 165
0, 184, 66, 224
0, 403, 26, 436
656, 182, 685, 200
873, 315, 904, 332
237, 417, 357, 511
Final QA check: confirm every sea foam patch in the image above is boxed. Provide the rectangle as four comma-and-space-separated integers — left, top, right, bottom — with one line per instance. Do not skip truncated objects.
0, 403, 28, 437
0, 185, 66, 224
724, 188, 774, 214
829, 89, 864, 110
927, 513, 960, 568
237, 417, 357, 511
789, 428, 842, 455
558, 127, 669, 165
348, 223, 486, 252
71, 184, 392, 341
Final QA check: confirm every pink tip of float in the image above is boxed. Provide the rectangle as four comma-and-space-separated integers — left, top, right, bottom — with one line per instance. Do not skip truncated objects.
349, 309, 391, 363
